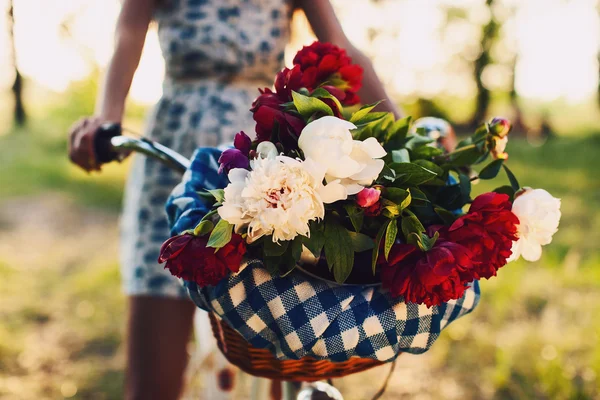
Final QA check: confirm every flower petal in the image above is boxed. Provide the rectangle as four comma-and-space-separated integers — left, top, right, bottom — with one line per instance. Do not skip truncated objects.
357, 137, 387, 158
228, 168, 249, 183
158, 234, 193, 263
319, 180, 348, 204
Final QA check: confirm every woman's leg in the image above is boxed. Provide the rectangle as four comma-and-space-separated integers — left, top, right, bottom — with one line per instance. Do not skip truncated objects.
125, 296, 196, 400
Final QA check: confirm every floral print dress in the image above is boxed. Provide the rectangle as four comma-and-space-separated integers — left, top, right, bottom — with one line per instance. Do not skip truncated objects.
120, 0, 292, 298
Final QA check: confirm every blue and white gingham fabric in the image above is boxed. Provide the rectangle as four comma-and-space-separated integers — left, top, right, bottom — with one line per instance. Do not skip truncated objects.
166, 148, 480, 362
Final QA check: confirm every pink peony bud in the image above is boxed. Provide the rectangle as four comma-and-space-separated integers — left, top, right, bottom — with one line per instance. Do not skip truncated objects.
356, 187, 381, 208
489, 117, 512, 138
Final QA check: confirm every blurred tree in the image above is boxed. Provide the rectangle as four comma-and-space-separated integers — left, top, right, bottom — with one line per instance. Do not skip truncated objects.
7, 0, 26, 126
509, 54, 527, 134
470, 0, 499, 128
597, 51, 600, 111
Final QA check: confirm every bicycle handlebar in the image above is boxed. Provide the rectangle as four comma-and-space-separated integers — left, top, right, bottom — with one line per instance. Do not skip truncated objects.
94, 123, 191, 174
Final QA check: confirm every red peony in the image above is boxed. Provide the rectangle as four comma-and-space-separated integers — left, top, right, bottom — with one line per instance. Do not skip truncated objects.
251, 88, 306, 146
158, 233, 246, 287
273, 65, 304, 101
445, 193, 519, 280
380, 239, 475, 307
293, 41, 363, 105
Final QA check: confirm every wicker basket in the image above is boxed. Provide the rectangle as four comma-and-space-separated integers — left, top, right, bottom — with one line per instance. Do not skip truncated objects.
209, 312, 385, 382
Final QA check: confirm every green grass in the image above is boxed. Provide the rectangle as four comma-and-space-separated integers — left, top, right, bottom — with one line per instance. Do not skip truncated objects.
0, 123, 127, 211
0, 121, 599, 399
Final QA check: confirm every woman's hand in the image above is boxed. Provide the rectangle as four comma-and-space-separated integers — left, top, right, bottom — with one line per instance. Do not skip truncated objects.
68, 116, 112, 172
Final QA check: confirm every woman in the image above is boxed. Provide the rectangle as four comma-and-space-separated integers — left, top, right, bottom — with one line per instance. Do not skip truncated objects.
68, 0, 402, 399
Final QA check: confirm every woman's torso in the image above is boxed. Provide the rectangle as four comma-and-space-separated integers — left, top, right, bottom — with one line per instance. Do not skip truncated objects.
155, 0, 293, 84
144, 0, 293, 150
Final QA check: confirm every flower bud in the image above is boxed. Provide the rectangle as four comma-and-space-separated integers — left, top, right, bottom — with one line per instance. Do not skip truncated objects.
256, 141, 278, 159
489, 117, 512, 138
233, 131, 252, 155
218, 148, 250, 174
356, 187, 381, 208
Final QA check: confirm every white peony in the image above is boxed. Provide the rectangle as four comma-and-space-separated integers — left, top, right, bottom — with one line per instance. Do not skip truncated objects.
298, 116, 387, 199
218, 155, 339, 243
508, 188, 561, 262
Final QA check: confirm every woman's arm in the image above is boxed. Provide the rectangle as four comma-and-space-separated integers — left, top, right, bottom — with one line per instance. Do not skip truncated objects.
68, 0, 157, 171
97, 0, 157, 121
295, 0, 402, 118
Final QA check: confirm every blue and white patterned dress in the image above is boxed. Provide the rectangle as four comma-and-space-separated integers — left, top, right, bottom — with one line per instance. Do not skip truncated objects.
120, 0, 293, 298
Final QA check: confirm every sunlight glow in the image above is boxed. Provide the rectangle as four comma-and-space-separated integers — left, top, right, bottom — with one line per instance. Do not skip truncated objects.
1, 0, 598, 105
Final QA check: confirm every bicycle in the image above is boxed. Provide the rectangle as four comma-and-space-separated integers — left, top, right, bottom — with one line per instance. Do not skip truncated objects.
93, 124, 365, 400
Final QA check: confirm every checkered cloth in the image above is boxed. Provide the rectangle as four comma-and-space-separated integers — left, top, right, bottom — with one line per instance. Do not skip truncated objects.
166, 148, 480, 362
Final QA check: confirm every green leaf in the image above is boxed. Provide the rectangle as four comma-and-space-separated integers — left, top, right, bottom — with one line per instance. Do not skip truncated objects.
324, 217, 354, 283
448, 146, 484, 166
198, 191, 216, 201
419, 231, 440, 252
263, 238, 289, 257
303, 221, 326, 257
262, 256, 281, 275
351, 111, 389, 127
412, 159, 444, 177
406, 232, 422, 248
408, 187, 431, 204
401, 215, 426, 240
493, 185, 516, 198
292, 91, 333, 119
472, 124, 489, 143
193, 220, 214, 236
479, 159, 504, 180
348, 231, 375, 252
207, 189, 225, 204
385, 116, 412, 149
310, 87, 343, 113
399, 189, 412, 212
291, 236, 304, 262
343, 203, 364, 232
207, 218, 233, 249
389, 162, 438, 186
385, 188, 409, 204
384, 219, 398, 260
503, 164, 521, 191
352, 124, 373, 141
391, 149, 410, 163
411, 145, 443, 160
458, 173, 471, 201
434, 207, 458, 225
405, 135, 435, 150
372, 220, 390, 274
349, 102, 382, 123
456, 137, 473, 149
436, 184, 466, 210
378, 165, 396, 182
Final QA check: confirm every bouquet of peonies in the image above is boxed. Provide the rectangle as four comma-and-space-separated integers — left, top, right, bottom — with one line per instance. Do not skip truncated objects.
159, 42, 561, 307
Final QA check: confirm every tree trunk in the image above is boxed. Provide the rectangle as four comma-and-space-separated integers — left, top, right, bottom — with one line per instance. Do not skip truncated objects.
8, 0, 26, 126
509, 55, 527, 135
470, 0, 498, 128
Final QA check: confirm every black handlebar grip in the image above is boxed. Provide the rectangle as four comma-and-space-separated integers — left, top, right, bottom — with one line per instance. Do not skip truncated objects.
94, 123, 122, 164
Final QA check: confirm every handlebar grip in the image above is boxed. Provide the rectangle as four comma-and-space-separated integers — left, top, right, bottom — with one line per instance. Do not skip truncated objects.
94, 123, 122, 163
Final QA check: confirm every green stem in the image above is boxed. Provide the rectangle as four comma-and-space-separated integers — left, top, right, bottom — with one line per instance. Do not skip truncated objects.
445, 144, 477, 157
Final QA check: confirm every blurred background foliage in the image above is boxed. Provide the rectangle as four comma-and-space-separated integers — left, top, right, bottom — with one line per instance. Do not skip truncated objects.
0, 0, 599, 399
